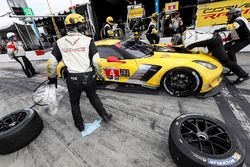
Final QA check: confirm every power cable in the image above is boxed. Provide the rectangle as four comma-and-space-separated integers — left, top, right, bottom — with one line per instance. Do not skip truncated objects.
0, 12, 11, 18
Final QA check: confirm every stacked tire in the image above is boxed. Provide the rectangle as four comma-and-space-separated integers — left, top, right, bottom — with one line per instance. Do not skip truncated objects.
169, 114, 245, 167
0, 109, 43, 155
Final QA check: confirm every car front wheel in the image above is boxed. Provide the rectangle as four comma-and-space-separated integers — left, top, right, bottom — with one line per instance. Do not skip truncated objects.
162, 68, 201, 97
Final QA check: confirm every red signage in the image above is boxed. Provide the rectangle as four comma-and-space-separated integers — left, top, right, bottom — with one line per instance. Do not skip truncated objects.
12, 7, 25, 15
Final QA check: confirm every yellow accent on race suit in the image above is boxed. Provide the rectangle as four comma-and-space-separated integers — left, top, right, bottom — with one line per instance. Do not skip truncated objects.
196, 0, 250, 27
151, 28, 158, 34
47, 58, 58, 78
107, 30, 114, 36
226, 22, 240, 30
57, 39, 223, 94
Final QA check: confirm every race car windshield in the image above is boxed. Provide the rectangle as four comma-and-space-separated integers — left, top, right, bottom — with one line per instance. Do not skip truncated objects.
120, 41, 154, 58
118, 41, 185, 58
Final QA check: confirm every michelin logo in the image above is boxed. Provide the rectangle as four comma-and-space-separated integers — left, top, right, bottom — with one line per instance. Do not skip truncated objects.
207, 152, 241, 166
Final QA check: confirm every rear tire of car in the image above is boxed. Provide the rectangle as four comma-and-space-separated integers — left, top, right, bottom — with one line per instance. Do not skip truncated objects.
169, 114, 245, 167
162, 68, 201, 97
0, 109, 43, 155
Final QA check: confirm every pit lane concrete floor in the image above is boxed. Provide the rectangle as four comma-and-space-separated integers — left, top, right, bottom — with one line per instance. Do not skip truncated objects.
0, 53, 250, 167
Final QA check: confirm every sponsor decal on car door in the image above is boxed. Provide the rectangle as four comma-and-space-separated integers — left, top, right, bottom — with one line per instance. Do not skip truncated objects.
98, 59, 138, 82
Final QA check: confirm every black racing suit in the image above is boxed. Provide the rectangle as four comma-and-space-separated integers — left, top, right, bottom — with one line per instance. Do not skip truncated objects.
7, 41, 37, 78
223, 17, 250, 63
187, 33, 248, 78
13, 56, 37, 78
48, 32, 110, 132
146, 21, 160, 44
103, 23, 113, 39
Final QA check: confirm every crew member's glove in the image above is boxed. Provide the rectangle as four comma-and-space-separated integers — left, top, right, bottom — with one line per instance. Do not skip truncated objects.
213, 30, 220, 34
152, 28, 158, 34
107, 30, 114, 36
48, 77, 57, 88
213, 27, 225, 34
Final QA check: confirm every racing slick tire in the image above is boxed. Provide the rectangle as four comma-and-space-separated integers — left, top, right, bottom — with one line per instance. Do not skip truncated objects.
0, 109, 43, 155
162, 68, 201, 97
169, 114, 245, 167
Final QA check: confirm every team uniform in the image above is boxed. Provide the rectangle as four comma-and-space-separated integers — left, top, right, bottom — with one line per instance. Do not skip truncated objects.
48, 29, 111, 132
183, 29, 248, 84
7, 40, 37, 78
169, 17, 183, 34
214, 8, 250, 82
103, 23, 114, 38
224, 16, 250, 63
146, 14, 160, 44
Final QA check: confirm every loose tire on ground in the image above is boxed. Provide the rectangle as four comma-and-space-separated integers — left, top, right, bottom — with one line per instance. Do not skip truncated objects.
162, 68, 201, 97
0, 109, 43, 154
169, 114, 245, 167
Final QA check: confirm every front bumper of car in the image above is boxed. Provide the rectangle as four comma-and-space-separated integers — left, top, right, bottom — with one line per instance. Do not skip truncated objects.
197, 82, 222, 98
201, 75, 223, 93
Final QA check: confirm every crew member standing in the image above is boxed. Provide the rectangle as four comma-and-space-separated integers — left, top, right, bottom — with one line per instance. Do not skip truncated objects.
146, 13, 160, 44
169, 12, 184, 35
7, 32, 38, 78
215, 8, 250, 76
47, 13, 112, 132
103, 16, 115, 39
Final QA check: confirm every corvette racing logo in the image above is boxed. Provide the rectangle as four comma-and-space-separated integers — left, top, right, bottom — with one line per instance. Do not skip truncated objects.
202, 4, 250, 20
196, 1, 250, 27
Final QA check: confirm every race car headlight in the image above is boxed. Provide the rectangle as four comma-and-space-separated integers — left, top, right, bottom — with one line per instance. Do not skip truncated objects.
193, 60, 217, 70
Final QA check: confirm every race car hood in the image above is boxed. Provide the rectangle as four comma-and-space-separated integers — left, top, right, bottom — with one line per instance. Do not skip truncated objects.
152, 51, 219, 64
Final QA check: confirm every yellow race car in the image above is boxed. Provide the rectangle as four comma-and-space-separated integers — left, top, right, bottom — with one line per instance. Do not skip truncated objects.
57, 39, 223, 97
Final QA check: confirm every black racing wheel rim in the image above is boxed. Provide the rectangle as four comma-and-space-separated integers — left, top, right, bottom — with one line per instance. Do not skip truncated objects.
180, 117, 233, 155
0, 111, 27, 134
165, 70, 200, 96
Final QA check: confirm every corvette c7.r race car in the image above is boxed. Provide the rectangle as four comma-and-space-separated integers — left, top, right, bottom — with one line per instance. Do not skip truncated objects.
57, 39, 223, 97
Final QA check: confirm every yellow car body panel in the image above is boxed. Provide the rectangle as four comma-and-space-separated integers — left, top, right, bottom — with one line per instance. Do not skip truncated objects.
97, 59, 138, 83
57, 39, 223, 95
95, 39, 120, 46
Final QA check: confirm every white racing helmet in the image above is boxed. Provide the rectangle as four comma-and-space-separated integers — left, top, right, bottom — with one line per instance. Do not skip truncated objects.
7, 32, 16, 39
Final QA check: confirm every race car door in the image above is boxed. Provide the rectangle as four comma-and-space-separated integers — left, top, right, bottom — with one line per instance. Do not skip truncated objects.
97, 46, 138, 83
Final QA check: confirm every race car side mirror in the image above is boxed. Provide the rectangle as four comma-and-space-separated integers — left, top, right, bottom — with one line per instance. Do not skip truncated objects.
107, 56, 126, 63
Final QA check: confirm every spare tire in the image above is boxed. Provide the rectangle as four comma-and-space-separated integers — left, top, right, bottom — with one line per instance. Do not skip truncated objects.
169, 114, 245, 167
0, 109, 43, 154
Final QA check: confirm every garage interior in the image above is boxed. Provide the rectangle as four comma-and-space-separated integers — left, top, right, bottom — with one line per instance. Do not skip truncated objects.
91, 0, 199, 34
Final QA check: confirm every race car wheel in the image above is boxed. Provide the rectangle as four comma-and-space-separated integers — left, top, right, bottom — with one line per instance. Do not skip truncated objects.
0, 109, 43, 154
162, 68, 201, 97
169, 114, 245, 167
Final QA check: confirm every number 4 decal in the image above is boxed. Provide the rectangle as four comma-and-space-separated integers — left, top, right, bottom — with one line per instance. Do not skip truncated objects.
105, 68, 120, 80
